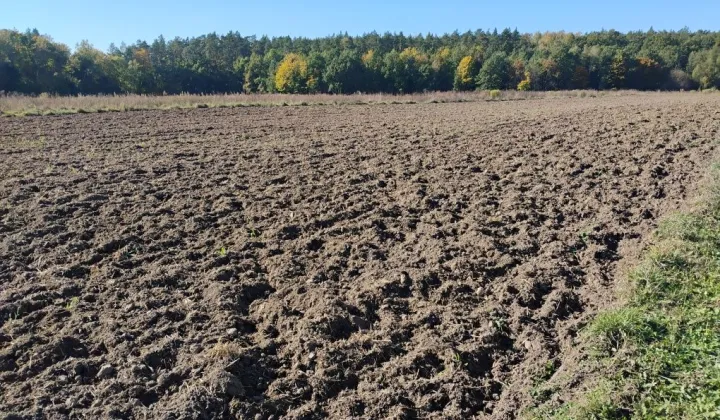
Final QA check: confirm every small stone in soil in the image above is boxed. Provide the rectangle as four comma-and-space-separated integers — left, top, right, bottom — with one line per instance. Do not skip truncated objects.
96, 364, 116, 379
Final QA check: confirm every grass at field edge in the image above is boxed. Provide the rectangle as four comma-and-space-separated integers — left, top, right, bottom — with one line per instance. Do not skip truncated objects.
531, 165, 720, 419
0, 90, 637, 117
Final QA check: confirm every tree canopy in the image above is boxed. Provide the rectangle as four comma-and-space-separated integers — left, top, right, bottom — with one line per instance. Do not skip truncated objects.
1, 28, 720, 95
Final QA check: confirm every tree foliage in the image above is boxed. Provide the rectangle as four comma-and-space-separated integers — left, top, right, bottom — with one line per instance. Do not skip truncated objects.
477, 52, 510, 89
1, 28, 720, 95
454, 56, 476, 91
243, 53, 265, 93
689, 46, 720, 89
324, 49, 363, 93
274, 53, 308, 93
517, 71, 531, 91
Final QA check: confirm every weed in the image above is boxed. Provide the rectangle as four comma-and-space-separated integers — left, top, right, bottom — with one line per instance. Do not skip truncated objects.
578, 231, 590, 246
490, 314, 510, 334
66, 297, 80, 311
207, 342, 242, 360
528, 360, 560, 404
119, 244, 141, 261
540, 360, 557, 382
530, 385, 557, 404
451, 351, 462, 369
217, 246, 228, 257
7, 307, 22, 322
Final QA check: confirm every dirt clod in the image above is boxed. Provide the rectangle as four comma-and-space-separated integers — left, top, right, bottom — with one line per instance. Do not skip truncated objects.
96, 364, 115, 380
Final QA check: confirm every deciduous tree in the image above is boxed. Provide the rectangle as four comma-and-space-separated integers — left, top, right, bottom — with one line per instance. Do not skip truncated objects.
453, 56, 476, 91
477, 52, 510, 90
274, 53, 309, 93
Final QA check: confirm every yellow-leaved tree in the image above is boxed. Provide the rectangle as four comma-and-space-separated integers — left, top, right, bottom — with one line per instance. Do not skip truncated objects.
274, 53, 309, 93
517, 71, 531, 91
454, 56, 476, 91
361, 49, 381, 74
399, 47, 426, 63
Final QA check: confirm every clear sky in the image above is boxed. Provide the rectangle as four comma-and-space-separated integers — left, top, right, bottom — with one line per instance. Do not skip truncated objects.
3, 0, 720, 51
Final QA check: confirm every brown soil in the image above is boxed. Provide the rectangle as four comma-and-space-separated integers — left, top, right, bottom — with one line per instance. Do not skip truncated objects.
1, 94, 719, 419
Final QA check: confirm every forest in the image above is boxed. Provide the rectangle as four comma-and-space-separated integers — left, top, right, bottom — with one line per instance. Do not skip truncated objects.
1, 27, 719, 95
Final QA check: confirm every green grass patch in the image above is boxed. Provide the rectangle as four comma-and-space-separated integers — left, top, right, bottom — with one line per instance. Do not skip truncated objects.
537, 167, 720, 419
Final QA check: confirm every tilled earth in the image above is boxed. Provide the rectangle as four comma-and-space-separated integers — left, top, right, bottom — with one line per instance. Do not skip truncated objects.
1, 94, 720, 419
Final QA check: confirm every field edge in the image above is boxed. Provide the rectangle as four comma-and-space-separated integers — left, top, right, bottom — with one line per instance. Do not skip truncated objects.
527, 163, 720, 419
0, 89, 676, 117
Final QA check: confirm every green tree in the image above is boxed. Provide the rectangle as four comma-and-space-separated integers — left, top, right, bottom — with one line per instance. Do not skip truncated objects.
477, 51, 510, 90
430, 47, 454, 91
306, 51, 326, 93
119, 48, 155, 93
68, 41, 122, 93
262, 49, 284, 93
0, 30, 21, 92
361, 49, 383, 92
378, 47, 429, 93
323, 49, 363, 93
689, 47, 720, 89
243, 53, 265, 93
381, 50, 405, 93
610, 53, 627, 88
582, 45, 617, 89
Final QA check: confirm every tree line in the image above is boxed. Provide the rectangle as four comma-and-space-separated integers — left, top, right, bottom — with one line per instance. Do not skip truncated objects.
1, 28, 720, 95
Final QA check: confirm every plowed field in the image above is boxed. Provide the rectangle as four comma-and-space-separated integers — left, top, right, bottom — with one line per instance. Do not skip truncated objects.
1, 94, 719, 419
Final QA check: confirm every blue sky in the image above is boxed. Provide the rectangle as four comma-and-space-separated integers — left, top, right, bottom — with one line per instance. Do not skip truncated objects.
3, 0, 720, 51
